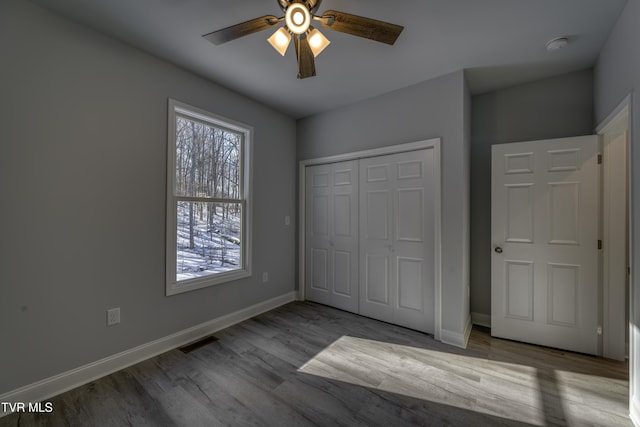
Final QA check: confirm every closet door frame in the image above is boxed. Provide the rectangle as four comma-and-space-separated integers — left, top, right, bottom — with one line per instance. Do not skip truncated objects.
298, 138, 442, 341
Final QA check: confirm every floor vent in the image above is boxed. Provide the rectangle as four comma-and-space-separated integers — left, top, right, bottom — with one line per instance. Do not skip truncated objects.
179, 336, 219, 354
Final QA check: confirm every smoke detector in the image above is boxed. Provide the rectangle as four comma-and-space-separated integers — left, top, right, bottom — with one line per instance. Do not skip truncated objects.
545, 36, 569, 51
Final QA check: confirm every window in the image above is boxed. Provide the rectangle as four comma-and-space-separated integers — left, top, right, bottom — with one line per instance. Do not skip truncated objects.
166, 99, 252, 295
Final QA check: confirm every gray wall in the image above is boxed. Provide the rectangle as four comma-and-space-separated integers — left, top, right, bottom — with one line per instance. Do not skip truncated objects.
594, 0, 640, 406
470, 69, 594, 316
297, 70, 471, 337
0, 0, 297, 394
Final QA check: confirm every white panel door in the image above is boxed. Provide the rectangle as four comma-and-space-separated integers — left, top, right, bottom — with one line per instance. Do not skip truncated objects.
305, 161, 359, 313
491, 136, 599, 355
359, 149, 436, 333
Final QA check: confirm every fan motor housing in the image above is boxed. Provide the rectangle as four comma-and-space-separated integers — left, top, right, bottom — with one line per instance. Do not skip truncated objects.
278, 0, 321, 13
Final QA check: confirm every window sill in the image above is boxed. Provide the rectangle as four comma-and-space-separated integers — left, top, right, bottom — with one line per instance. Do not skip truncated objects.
166, 269, 251, 296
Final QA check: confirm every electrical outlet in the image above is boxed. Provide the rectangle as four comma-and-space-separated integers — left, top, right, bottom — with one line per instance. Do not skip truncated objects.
285, 216, 290, 226
262, 272, 269, 282
107, 307, 120, 326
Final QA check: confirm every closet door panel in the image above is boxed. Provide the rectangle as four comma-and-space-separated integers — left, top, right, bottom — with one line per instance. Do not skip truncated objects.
305, 161, 359, 312
310, 248, 329, 291
397, 257, 423, 311
359, 157, 395, 323
331, 162, 359, 312
306, 164, 332, 305
394, 149, 436, 332
360, 149, 435, 333
333, 250, 353, 296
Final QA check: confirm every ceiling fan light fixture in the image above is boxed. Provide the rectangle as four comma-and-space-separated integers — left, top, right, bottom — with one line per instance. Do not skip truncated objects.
268, 27, 292, 56
203, 1, 405, 79
285, 3, 311, 35
308, 28, 330, 57
293, 11, 304, 25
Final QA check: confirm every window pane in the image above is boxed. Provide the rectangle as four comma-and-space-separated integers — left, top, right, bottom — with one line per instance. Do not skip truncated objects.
176, 201, 242, 282
174, 116, 241, 199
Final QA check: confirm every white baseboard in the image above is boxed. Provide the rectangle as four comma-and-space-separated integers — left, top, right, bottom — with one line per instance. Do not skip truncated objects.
0, 291, 296, 418
441, 316, 472, 349
471, 312, 491, 328
631, 395, 640, 427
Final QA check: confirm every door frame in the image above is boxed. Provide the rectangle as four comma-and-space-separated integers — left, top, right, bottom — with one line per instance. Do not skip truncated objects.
596, 94, 632, 361
298, 138, 442, 340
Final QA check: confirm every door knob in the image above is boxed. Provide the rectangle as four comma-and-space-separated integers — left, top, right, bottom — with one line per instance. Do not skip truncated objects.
494, 246, 503, 254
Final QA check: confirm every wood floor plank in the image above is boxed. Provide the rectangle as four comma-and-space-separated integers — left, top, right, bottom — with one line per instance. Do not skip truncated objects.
0, 302, 631, 426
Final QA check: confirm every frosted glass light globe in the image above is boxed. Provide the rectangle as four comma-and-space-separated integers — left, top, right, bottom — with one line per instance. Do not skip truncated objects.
285, 4, 310, 35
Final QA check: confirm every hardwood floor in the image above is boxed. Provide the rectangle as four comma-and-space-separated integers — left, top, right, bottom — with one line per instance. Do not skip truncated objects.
0, 302, 631, 426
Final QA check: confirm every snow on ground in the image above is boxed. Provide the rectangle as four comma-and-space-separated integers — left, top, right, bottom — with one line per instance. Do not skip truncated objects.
176, 203, 241, 281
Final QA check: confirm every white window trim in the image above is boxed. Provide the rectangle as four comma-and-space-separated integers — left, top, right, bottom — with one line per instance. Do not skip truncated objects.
166, 99, 253, 296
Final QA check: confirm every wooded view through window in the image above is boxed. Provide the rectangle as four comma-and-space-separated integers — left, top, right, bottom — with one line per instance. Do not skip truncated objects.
167, 100, 251, 294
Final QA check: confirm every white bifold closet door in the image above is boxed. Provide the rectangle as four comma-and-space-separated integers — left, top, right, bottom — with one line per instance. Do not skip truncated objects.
305, 149, 436, 333
359, 149, 436, 333
305, 161, 359, 313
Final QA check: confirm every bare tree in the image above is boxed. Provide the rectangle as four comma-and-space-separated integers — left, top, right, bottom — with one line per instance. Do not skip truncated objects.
175, 116, 242, 273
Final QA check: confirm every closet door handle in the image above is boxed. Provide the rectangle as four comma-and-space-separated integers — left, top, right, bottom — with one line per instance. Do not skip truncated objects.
494, 246, 503, 254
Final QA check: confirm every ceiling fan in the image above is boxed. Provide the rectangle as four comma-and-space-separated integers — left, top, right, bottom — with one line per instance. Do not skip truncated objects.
203, 0, 404, 79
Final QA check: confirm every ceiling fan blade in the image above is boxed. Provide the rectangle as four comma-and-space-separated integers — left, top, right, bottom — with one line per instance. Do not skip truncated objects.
203, 15, 280, 45
308, 0, 322, 13
294, 36, 316, 79
318, 10, 404, 45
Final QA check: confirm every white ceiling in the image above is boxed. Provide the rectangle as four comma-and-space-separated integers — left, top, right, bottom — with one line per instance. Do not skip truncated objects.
30, 0, 627, 118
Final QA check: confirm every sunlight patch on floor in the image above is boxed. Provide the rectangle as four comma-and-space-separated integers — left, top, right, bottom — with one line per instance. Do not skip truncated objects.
297, 336, 624, 426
